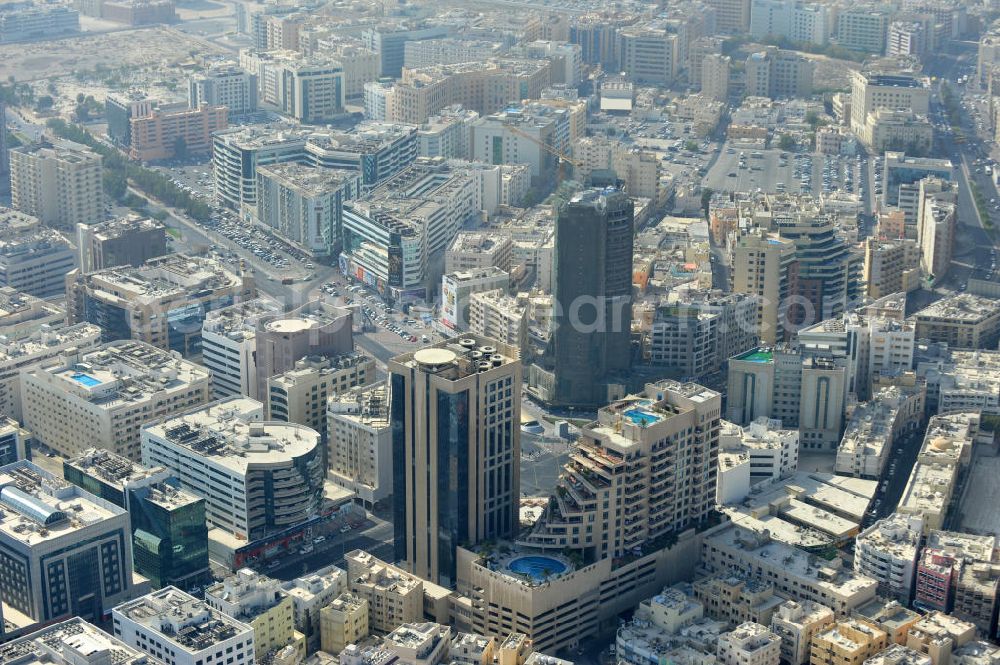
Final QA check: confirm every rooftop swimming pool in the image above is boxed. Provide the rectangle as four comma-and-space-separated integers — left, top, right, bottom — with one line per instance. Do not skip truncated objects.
506, 555, 568, 582
70, 373, 102, 388
623, 408, 661, 426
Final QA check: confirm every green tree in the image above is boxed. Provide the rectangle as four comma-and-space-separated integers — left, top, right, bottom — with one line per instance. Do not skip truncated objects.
35, 95, 54, 111
778, 134, 796, 151
684, 140, 700, 153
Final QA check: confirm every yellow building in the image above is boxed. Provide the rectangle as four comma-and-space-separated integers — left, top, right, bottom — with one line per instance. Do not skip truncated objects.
320, 593, 369, 655
205, 569, 306, 661
811, 620, 888, 665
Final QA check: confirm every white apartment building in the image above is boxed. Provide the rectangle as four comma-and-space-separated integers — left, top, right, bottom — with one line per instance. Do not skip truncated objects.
204, 568, 303, 658
384, 623, 451, 665
113, 587, 255, 665
468, 289, 528, 355
281, 564, 348, 653
701, 524, 879, 617
0, 208, 77, 298
189, 64, 258, 118
770, 600, 834, 665
141, 397, 324, 544
201, 297, 283, 400
850, 71, 931, 150
854, 513, 923, 603
21, 340, 210, 460
327, 384, 392, 508
471, 110, 556, 179
617, 25, 681, 86
417, 107, 480, 160
0, 618, 147, 665
445, 231, 513, 274
0, 321, 100, 422
719, 417, 799, 486
835, 385, 925, 479
717, 622, 781, 665
9, 141, 103, 229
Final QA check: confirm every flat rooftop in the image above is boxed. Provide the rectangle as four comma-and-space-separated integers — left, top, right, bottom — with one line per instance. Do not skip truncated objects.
80, 254, 243, 303
86, 215, 164, 241
389, 334, 519, 381
144, 397, 320, 474
0, 460, 124, 547
0, 617, 147, 665
913, 294, 1000, 323
114, 587, 252, 654
66, 448, 168, 487
957, 454, 1000, 540
202, 297, 282, 341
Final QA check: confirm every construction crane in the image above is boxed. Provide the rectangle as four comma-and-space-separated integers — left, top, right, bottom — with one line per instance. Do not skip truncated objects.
505, 124, 584, 185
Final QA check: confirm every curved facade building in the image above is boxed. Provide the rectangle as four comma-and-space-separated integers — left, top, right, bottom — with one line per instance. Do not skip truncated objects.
141, 396, 324, 542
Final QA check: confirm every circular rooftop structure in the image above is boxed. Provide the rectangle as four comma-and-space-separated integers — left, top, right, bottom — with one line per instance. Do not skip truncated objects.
266, 318, 313, 334
414, 348, 457, 369
505, 554, 571, 582
930, 437, 953, 452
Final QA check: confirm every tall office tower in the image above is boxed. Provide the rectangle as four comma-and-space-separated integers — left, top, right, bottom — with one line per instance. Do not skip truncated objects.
0, 208, 77, 298
142, 397, 324, 554
254, 300, 354, 399
188, 64, 258, 119
0, 460, 139, 626
9, 141, 103, 229
917, 179, 957, 285
533, 189, 633, 408
65, 253, 256, 354
0, 102, 8, 192
361, 24, 449, 77
521, 380, 721, 559
21, 340, 211, 460
731, 231, 798, 344
389, 335, 521, 587
113, 587, 256, 665
63, 449, 211, 590
76, 215, 168, 273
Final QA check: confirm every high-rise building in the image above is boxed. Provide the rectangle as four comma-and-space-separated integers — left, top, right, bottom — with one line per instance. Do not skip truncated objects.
66, 253, 256, 355
522, 380, 721, 558
0, 460, 140, 625
76, 215, 168, 273
21, 340, 210, 460
188, 64, 258, 119
850, 72, 931, 151
617, 25, 681, 86
211, 124, 311, 210
277, 59, 345, 123
837, 6, 892, 54
533, 189, 633, 408
0, 102, 8, 191
731, 231, 798, 344
0, 208, 76, 298
702, 53, 732, 102
706, 0, 751, 33
113, 587, 256, 665
744, 47, 814, 100
141, 397, 324, 545
361, 24, 449, 77
200, 297, 283, 400
63, 448, 211, 590
254, 163, 360, 259
105, 91, 155, 149
9, 140, 103, 229
389, 335, 521, 587
253, 300, 354, 399
327, 384, 391, 509
883, 152, 954, 208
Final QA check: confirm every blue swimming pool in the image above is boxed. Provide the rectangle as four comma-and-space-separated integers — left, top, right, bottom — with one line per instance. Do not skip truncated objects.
70, 373, 102, 387
507, 555, 568, 581
623, 408, 660, 426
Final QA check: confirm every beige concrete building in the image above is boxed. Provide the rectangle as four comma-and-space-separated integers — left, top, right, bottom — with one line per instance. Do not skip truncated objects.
867, 646, 933, 665
280, 565, 347, 653
852, 598, 921, 646
319, 592, 369, 655
468, 290, 528, 357
853, 513, 923, 603
65, 253, 256, 356
731, 232, 797, 344
327, 383, 392, 508
906, 612, 977, 665
21, 340, 210, 460
811, 620, 889, 665
850, 71, 930, 151
344, 549, 452, 633
718, 622, 781, 665
701, 524, 878, 617
617, 25, 681, 86
129, 103, 228, 161
770, 600, 835, 665
445, 231, 514, 274
911, 294, 1000, 350
388, 336, 521, 587
205, 568, 305, 661
863, 239, 921, 299
9, 140, 103, 229
694, 575, 785, 629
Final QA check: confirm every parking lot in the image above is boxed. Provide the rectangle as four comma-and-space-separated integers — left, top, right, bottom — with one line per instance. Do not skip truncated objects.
705, 144, 865, 198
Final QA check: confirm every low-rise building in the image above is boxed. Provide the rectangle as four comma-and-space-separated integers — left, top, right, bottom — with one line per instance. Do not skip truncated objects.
0, 617, 146, 665
911, 294, 1000, 350
836, 385, 926, 479
383, 622, 451, 665
129, 103, 228, 161
205, 568, 304, 661
914, 531, 1000, 634
905, 612, 976, 665
445, 231, 514, 274
866, 646, 933, 665
113, 587, 255, 665
327, 383, 391, 508
345, 549, 452, 634
21, 340, 210, 460
770, 600, 834, 665
853, 513, 923, 603
718, 622, 781, 665
76, 215, 168, 273
320, 592, 369, 655
851, 598, 920, 646
281, 565, 347, 653
719, 418, 798, 488
811, 620, 888, 665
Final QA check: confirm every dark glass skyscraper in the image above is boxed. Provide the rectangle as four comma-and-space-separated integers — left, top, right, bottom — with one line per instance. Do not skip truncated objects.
534, 189, 634, 407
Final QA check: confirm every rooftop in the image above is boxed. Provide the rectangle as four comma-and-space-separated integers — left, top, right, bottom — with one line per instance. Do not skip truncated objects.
256, 163, 359, 197
865, 645, 932, 665
0, 460, 125, 547
114, 587, 252, 654
76, 254, 244, 304
202, 297, 282, 342
144, 397, 320, 475
913, 294, 1000, 323
389, 334, 519, 381
85, 215, 164, 241
34, 340, 209, 409
65, 448, 168, 487
0, 617, 147, 665
0, 208, 74, 259
0, 322, 101, 364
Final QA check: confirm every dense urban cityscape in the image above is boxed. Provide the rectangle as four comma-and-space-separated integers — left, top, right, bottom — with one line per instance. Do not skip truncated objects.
1, 0, 1000, 665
